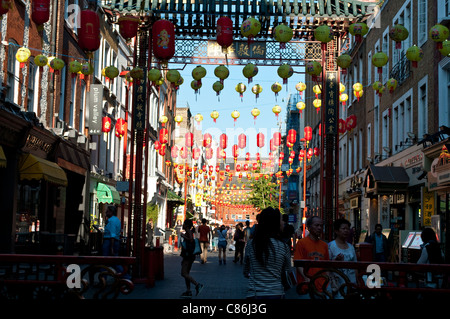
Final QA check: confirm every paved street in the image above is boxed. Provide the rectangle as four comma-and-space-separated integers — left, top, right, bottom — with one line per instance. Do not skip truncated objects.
121, 248, 301, 300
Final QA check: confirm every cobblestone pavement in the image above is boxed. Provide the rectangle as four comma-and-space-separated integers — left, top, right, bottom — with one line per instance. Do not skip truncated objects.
120, 248, 303, 300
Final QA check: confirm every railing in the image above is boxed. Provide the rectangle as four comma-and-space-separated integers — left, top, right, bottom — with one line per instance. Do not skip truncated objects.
294, 259, 450, 300
389, 53, 411, 87
0, 254, 136, 300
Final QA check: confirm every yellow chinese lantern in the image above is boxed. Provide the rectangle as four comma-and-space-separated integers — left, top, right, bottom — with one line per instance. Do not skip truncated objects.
340, 93, 348, 106
243, 63, 258, 83
271, 82, 282, 98
386, 78, 398, 93
159, 115, 168, 126
405, 45, 423, 68
313, 84, 321, 99
251, 83, 263, 101
313, 99, 321, 114
235, 82, 246, 100
194, 113, 203, 125
16, 47, 31, 68
296, 101, 306, 116
174, 115, 183, 126
210, 110, 219, 123
251, 107, 260, 125
272, 105, 282, 120
295, 82, 307, 97
353, 89, 363, 102
231, 110, 240, 126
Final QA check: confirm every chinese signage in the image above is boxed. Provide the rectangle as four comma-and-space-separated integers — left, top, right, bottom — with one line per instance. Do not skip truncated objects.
88, 84, 103, 135
133, 78, 147, 131
325, 72, 338, 135
422, 187, 434, 227
207, 40, 266, 59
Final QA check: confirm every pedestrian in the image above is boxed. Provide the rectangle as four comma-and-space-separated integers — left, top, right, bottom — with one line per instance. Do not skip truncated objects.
280, 214, 295, 254
365, 224, 389, 262
327, 218, 357, 298
243, 207, 291, 299
244, 220, 252, 247
417, 227, 444, 288
179, 219, 204, 298
233, 223, 245, 264
212, 225, 219, 252
293, 216, 329, 295
174, 219, 182, 250
217, 225, 228, 264
249, 214, 260, 239
198, 218, 211, 264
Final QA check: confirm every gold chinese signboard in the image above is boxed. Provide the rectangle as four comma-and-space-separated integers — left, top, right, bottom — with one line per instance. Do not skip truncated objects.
325, 71, 338, 135
133, 78, 146, 131
422, 187, 434, 227
207, 40, 266, 59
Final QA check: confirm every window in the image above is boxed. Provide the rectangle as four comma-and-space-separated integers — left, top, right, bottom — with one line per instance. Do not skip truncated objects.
418, 76, 428, 138
27, 61, 38, 113
438, 0, 450, 22
438, 58, 450, 128
79, 80, 86, 132
359, 129, 363, 170
6, 43, 18, 103
367, 124, 372, 159
69, 77, 76, 127
382, 28, 390, 83
418, 0, 428, 47
349, 138, 353, 175
382, 110, 390, 157
374, 40, 381, 83
367, 51, 372, 86
393, 1, 413, 65
58, 66, 67, 121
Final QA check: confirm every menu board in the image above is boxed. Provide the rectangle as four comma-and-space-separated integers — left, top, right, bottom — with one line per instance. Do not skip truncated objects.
409, 232, 423, 249
402, 232, 416, 248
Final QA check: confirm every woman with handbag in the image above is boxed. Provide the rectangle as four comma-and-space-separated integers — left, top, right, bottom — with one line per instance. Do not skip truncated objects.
180, 219, 204, 298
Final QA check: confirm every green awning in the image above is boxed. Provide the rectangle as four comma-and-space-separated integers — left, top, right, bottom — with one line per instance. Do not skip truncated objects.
97, 182, 121, 204
167, 189, 184, 203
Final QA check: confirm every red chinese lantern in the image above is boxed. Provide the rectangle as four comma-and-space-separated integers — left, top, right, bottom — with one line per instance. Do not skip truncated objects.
243, 164, 249, 171
307, 148, 313, 161
102, 117, 111, 133
154, 141, 161, 150
115, 118, 126, 137
219, 133, 228, 149
314, 147, 320, 157
203, 133, 212, 148
273, 132, 281, 146
31, 0, 50, 29
304, 126, 312, 142
298, 150, 305, 161
232, 144, 239, 159
216, 16, 233, 52
78, 9, 101, 53
238, 133, 247, 149
217, 147, 226, 160
180, 146, 188, 159
256, 153, 261, 162
270, 138, 277, 152
192, 147, 201, 160
118, 15, 140, 40
159, 144, 166, 156
171, 145, 179, 159
245, 152, 251, 161
236, 164, 241, 172
339, 119, 346, 134
257, 133, 265, 148
185, 132, 194, 147
346, 115, 357, 132
152, 19, 175, 65
205, 147, 213, 160
159, 128, 168, 144
287, 129, 297, 145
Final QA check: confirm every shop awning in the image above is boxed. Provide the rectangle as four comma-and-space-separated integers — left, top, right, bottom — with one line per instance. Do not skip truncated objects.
96, 182, 121, 204
0, 146, 6, 168
167, 189, 184, 204
19, 153, 68, 186
364, 165, 409, 195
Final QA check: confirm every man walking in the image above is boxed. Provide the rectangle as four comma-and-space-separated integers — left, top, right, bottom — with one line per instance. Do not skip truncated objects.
198, 219, 211, 264
365, 224, 389, 262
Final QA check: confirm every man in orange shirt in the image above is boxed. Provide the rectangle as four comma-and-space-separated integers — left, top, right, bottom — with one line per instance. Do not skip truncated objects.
198, 219, 211, 264
294, 216, 329, 294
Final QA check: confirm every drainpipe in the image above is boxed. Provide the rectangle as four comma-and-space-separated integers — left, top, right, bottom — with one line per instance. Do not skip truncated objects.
49, 0, 58, 128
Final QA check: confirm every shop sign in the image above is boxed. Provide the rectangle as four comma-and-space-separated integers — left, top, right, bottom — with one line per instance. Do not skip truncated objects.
88, 84, 103, 135
404, 153, 423, 168
422, 187, 434, 227
325, 71, 338, 135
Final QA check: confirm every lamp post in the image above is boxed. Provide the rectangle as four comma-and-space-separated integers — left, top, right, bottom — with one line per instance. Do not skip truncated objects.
301, 126, 312, 237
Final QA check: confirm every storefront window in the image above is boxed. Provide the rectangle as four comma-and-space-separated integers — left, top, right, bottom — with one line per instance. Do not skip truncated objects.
16, 183, 41, 234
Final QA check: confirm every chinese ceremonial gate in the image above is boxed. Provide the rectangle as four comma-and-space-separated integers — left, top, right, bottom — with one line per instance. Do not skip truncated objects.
99, 0, 378, 276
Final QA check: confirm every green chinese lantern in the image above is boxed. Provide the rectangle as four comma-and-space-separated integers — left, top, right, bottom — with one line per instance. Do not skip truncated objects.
305, 61, 322, 81
214, 65, 229, 83
49, 58, 65, 75
429, 24, 450, 50
175, 76, 184, 90
166, 69, 181, 84
349, 22, 369, 42
386, 78, 398, 93
130, 67, 144, 84
273, 24, 293, 49
105, 66, 119, 83
251, 84, 263, 101
372, 51, 389, 75
405, 45, 423, 68
213, 81, 224, 97
34, 55, 48, 72
439, 40, 450, 56
372, 81, 383, 96
192, 65, 207, 85
241, 17, 261, 44
271, 82, 282, 98
69, 61, 82, 78
235, 82, 246, 100
336, 54, 352, 74
148, 68, 162, 85
191, 79, 202, 94
243, 63, 258, 83
314, 25, 333, 51
389, 24, 409, 49
80, 62, 94, 76
277, 63, 293, 85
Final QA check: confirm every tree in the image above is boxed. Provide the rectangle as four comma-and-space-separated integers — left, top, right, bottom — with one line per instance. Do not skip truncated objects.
244, 174, 284, 213
146, 202, 159, 224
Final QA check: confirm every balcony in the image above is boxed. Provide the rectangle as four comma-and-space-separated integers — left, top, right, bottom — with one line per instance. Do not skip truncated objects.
389, 53, 411, 87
